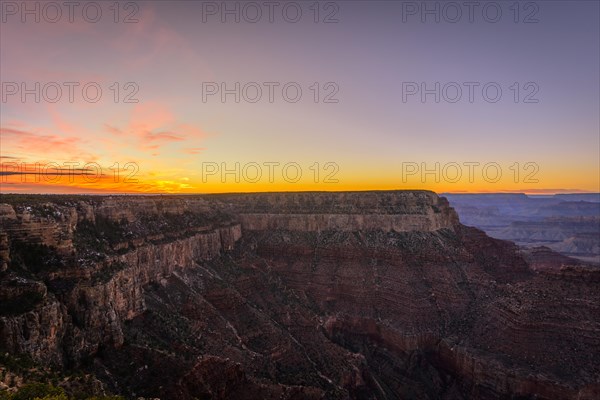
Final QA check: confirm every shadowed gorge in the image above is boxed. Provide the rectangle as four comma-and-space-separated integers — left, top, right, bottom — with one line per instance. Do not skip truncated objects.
0, 192, 599, 399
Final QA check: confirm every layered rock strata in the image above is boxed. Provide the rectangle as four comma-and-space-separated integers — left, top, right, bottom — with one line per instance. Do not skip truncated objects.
0, 192, 598, 399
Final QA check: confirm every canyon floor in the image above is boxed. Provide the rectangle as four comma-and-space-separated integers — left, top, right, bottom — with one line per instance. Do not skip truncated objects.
0, 191, 599, 399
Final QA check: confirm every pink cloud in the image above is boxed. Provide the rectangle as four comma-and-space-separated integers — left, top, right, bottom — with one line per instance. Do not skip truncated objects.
1, 127, 79, 150
104, 124, 123, 135
184, 147, 206, 155
145, 131, 184, 143
103, 102, 205, 155
0, 124, 97, 162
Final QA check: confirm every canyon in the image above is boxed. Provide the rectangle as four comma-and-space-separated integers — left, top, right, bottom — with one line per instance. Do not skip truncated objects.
0, 191, 599, 399
444, 193, 600, 264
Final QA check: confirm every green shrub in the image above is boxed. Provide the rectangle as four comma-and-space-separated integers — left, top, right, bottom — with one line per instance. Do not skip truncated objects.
32, 395, 68, 400
11, 383, 65, 400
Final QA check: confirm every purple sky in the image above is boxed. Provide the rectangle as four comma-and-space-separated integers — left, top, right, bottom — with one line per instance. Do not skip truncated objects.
1, 1, 598, 193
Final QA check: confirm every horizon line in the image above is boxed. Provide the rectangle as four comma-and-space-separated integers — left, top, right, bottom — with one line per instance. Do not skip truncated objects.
1, 190, 599, 197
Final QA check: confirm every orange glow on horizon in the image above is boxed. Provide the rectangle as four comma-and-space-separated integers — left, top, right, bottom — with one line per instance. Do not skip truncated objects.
1, 173, 598, 196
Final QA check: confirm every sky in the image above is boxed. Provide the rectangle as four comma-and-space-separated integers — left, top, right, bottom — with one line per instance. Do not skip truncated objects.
0, 0, 599, 194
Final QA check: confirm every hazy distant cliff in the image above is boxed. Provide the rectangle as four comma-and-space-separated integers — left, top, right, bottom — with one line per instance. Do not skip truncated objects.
0, 192, 598, 399
444, 193, 600, 264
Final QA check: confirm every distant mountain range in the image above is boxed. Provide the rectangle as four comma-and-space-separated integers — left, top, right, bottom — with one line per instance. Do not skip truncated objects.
444, 193, 600, 264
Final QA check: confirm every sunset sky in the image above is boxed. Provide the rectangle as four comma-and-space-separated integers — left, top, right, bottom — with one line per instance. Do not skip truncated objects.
1, 1, 598, 194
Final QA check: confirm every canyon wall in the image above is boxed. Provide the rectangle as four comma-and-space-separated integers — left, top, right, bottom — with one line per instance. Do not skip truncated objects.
0, 191, 598, 399
234, 191, 458, 232
0, 196, 241, 368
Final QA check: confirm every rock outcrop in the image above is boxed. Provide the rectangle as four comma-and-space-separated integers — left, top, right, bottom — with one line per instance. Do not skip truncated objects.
235, 192, 458, 232
0, 196, 241, 368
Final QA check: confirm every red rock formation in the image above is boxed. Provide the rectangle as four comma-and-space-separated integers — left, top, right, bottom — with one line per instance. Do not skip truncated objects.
0, 191, 598, 399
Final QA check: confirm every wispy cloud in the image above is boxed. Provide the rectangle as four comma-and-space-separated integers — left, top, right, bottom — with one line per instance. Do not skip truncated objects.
104, 102, 205, 155
0, 126, 87, 159
184, 147, 206, 155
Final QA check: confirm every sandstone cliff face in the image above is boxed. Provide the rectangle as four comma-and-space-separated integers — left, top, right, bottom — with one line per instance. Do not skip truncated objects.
0, 191, 598, 400
226, 191, 459, 232
245, 226, 599, 400
238, 212, 456, 232
0, 232, 9, 272
0, 196, 241, 369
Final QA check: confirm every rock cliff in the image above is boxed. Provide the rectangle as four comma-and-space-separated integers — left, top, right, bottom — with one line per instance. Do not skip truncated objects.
0, 191, 598, 399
